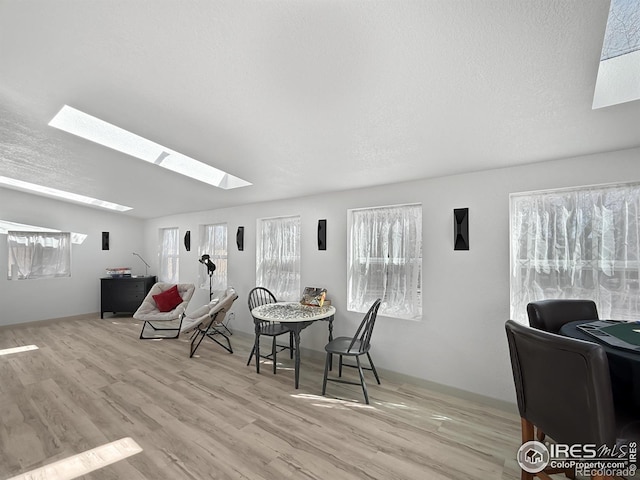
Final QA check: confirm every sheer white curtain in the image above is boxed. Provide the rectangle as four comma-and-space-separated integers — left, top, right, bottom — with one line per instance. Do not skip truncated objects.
7, 231, 71, 279
348, 204, 422, 320
159, 227, 179, 283
199, 223, 227, 292
256, 216, 300, 301
510, 182, 640, 323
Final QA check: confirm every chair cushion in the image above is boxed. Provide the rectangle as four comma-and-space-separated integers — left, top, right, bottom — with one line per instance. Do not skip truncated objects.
180, 299, 219, 333
133, 283, 195, 321
153, 285, 183, 312
180, 287, 238, 334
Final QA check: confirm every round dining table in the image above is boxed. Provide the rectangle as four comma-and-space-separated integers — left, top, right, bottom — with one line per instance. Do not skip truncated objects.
251, 302, 336, 389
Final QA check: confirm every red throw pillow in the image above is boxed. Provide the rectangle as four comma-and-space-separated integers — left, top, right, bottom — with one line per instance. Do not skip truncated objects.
152, 285, 183, 312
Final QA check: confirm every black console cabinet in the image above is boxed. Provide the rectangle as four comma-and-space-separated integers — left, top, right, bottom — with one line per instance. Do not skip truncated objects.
100, 276, 156, 318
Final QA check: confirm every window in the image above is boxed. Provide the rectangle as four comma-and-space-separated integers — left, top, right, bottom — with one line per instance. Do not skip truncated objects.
510, 182, 640, 323
7, 231, 71, 279
347, 204, 422, 320
159, 227, 179, 283
256, 216, 300, 301
199, 223, 228, 292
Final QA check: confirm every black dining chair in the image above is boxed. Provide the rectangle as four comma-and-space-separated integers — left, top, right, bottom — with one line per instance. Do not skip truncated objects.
526, 299, 599, 333
505, 319, 639, 480
322, 298, 381, 404
526, 298, 600, 443
246, 286, 294, 374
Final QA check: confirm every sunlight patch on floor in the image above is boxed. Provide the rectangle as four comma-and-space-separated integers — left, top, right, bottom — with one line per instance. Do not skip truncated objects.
6, 437, 143, 480
431, 414, 452, 421
290, 393, 376, 410
0, 345, 39, 356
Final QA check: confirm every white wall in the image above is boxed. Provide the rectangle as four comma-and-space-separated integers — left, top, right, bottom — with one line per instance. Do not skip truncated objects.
3, 147, 639, 403
0, 188, 145, 325
143, 147, 640, 404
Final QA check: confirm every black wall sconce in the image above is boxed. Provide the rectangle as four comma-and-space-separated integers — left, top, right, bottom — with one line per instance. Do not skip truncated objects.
236, 226, 244, 251
454, 208, 469, 250
102, 231, 109, 250
184, 230, 191, 251
317, 219, 327, 250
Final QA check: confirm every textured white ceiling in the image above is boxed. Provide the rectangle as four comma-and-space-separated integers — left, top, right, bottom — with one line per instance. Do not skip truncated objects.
1, 0, 639, 219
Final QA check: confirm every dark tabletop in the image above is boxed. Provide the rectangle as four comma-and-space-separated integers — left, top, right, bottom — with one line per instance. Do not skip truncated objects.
559, 320, 640, 410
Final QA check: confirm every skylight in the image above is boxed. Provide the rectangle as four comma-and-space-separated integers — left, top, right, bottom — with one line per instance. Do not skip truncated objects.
0, 219, 87, 244
0, 175, 132, 212
49, 105, 252, 189
593, 0, 640, 109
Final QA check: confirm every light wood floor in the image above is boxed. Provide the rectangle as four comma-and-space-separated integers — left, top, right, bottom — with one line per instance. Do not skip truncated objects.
0, 314, 525, 480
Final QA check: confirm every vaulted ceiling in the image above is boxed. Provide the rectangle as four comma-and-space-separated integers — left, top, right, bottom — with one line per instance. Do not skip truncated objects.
1, 1, 639, 219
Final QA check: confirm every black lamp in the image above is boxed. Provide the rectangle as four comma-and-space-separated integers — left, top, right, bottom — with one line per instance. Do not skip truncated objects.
199, 254, 216, 300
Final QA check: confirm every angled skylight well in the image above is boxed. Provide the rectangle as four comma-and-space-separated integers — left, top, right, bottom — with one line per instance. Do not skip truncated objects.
0, 175, 131, 213
0, 219, 87, 244
49, 106, 252, 189
593, 0, 640, 109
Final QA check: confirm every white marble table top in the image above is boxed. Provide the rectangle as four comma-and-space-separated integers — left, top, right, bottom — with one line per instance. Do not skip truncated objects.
251, 302, 335, 323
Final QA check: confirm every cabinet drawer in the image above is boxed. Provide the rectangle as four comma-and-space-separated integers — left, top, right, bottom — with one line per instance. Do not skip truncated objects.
100, 277, 156, 317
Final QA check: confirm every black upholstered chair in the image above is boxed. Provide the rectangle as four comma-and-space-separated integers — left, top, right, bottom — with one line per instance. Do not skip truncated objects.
322, 299, 381, 404
505, 320, 639, 480
526, 299, 599, 333
246, 287, 294, 374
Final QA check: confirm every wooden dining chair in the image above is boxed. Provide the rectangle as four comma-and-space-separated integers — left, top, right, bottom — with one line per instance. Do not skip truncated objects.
322, 299, 381, 404
245, 286, 294, 374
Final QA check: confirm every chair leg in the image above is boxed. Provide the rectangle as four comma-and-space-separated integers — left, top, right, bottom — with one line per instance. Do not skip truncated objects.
256, 339, 261, 374
356, 356, 369, 404
139, 320, 181, 340
246, 345, 255, 366
289, 331, 293, 359
339, 354, 343, 377
205, 329, 233, 354
322, 353, 331, 396
139, 321, 148, 339
520, 418, 535, 480
520, 419, 576, 480
367, 352, 381, 385
190, 330, 207, 358
272, 336, 277, 374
